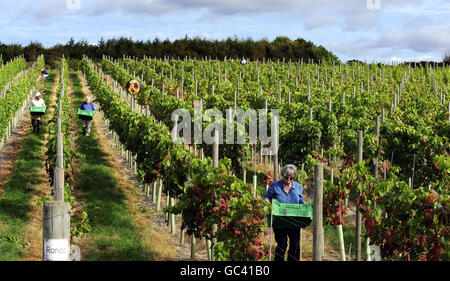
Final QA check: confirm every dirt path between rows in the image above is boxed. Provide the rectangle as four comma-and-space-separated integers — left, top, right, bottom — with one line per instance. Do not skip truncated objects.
0, 78, 48, 193
100, 73, 210, 260
21, 74, 59, 261
74, 72, 203, 260
0, 117, 30, 195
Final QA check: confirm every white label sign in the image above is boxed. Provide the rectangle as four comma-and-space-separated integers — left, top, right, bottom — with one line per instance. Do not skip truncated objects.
369, 245, 382, 261
44, 239, 70, 261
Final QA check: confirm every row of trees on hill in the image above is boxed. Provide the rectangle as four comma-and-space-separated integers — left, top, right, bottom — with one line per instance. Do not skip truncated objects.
444, 51, 450, 64
0, 36, 339, 67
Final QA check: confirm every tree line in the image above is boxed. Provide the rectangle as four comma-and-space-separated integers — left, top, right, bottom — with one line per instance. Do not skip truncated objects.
0, 36, 339, 68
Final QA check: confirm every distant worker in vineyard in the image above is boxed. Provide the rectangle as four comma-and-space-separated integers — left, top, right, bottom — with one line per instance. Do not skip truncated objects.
79, 96, 96, 136
30, 92, 46, 134
264, 164, 304, 261
41, 68, 48, 80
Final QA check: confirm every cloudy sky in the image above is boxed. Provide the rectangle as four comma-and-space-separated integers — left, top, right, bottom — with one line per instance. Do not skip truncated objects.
0, 0, 449, 62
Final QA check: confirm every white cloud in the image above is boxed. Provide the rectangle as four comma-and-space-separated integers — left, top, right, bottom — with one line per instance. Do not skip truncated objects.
89, 0, 307, 16
0, 0, 449, 63
377, 24, 450, 53
330, 22, 450, 61
390, 55, 437, 63
5, 0, 430, 30
304, 11, 339, 30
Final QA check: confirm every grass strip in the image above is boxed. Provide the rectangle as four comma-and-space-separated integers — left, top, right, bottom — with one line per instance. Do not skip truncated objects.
70, 72, 154, 260
0, 73, 55, 260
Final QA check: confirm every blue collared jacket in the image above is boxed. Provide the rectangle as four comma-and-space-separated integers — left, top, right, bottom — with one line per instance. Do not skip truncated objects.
80, 102, 96, 112
263, 180, 305, 204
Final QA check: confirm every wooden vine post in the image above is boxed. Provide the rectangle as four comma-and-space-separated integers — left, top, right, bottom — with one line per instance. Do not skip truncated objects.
273, 114, 279, 182
44, 57, 71, 261
312, 164, 324, 261
334, 168, 346, 261
253, 146, 258, 196
366, 118, 381, 261
210, 129, 219, 261
356, 130, 363, 261
156, 179, 163, 211
374, 116, 380, 179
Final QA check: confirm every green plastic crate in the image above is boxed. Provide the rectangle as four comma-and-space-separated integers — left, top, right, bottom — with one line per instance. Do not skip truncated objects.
267, 200, 314, 229
30, 106, 46, 113
30, 106, 46, 116
78, 109, 94, 120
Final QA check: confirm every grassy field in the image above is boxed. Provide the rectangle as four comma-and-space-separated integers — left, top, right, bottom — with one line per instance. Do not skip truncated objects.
0, 74, 54, 260
69, 72, 159, 260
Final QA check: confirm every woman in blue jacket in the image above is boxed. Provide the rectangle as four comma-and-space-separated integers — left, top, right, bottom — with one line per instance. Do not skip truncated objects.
264, 164, 305, 261
79, 96, 96, 136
